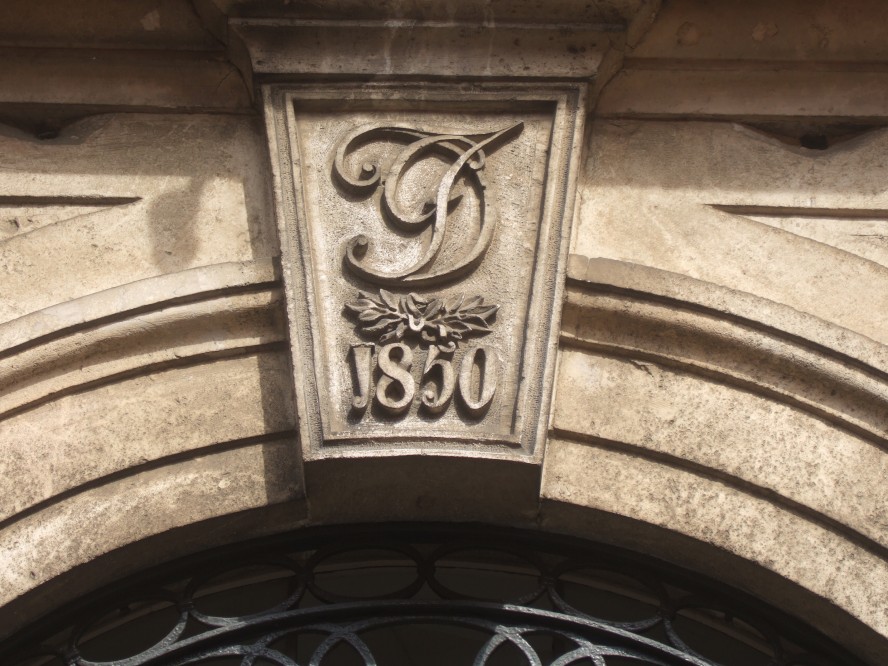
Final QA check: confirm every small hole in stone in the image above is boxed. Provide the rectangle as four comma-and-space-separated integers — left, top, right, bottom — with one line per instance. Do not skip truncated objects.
799, 133, 829, 150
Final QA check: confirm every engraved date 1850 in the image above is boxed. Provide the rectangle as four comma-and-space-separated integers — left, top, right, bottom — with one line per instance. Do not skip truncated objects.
349, 343, 499, 419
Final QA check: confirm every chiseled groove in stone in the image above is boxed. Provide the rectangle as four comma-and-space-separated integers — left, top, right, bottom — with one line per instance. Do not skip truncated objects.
0, 258, 279, 359
0, 195, 143, 245
709, 204, 888, 271
0, 439, 303, 610
0, 289, 286, 421
711, 204, 888, 219
560, 330, 888, 454
564, 261, 888, 449
565, 289, 888, 420
0, 340, 286, 425
566, 254, 888, 377
550, 429, 888, 565
0, 430, 297, 534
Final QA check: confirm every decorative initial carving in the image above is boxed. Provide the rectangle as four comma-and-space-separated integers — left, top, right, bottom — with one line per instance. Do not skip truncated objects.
345, 289, 498, 352
266, 82, 584, 452
332, 122, 523, 287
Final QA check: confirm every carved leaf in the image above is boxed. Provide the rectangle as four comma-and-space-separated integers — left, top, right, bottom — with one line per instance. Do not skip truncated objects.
345, 289, 497, 351
424, 299, 443, 318
404, 294, 424, 317
358, 308, 387, 322
379, 289, 400, 310
362, 316, 404, 333
444, 295, 464, 313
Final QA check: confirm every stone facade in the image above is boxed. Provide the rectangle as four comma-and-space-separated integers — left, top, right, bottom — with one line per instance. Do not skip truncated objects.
1, 0, 887, 662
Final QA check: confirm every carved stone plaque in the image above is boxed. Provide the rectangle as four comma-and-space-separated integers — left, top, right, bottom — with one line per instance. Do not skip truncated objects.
264, 84, 585, 461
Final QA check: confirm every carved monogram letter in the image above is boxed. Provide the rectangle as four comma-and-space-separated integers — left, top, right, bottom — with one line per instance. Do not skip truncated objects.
332, 122, 523, 287
267, 83, 583, 453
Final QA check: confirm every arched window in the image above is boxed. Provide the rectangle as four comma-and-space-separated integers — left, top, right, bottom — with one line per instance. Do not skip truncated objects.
2, 526, 860, 666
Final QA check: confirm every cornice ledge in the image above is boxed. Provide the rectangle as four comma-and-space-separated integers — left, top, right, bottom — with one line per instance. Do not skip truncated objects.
229, 18, 613, 82
563, 255, 888, 449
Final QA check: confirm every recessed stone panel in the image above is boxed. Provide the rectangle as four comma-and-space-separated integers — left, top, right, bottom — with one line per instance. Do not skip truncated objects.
265, 84, 585, 460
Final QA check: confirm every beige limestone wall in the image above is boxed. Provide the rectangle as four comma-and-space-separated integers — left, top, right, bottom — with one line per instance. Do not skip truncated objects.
3, 109, 886, 662
548, 112, 888, 661
0, 113, 275, 322
574, 119, 888, 345
1, 1, 888, 662
0, 112, 305, 634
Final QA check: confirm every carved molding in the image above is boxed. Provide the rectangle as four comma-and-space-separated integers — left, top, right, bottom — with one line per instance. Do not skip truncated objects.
563, 256, 888, 450
0, 260, 284, 422
230, 20, 611, 82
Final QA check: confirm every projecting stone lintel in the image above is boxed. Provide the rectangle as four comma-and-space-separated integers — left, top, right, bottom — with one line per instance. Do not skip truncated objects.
230, 19, 612, 82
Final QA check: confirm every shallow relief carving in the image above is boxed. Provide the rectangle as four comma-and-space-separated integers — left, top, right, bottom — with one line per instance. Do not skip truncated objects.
265, 85, 584, 459
346, 290, 500, 418
333, 123, 523, 286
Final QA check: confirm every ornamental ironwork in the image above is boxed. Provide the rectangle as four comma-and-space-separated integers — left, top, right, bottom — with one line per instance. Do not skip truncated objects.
3, 527, 859, 666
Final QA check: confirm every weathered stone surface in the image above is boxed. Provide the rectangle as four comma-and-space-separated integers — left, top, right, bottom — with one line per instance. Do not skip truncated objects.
0, 289, 283, 418
233, 21, 609, 79
0, 351, 295, 521
0, 0, 221, 49
1, 1, 887, 662
0, 259, 277, 354
553, 348, 888, 550
540, 439, 888, 663
0, 51, 251, 114
562, 263, 888, 449
213, 0, 645, 24
598, 0, 888, 120
0, 113, 274, 323
575, 119, 888, 346
629, 0, 888, 62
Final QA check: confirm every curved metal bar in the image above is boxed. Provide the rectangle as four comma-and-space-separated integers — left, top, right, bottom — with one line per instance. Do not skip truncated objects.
93, 601, 716, 666
549, 647, 608, 666
5, 529, 858, 666
183, 557, 305, 629
309, 627, 377, 666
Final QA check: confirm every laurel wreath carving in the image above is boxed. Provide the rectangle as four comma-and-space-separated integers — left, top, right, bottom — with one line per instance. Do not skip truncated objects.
345, 289, 498, 352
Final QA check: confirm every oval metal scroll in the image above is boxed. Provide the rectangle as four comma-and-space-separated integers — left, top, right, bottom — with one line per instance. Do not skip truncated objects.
332, 122, 524, 287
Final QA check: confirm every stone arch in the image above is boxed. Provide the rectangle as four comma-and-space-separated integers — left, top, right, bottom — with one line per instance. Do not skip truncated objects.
2, 1, 888, 664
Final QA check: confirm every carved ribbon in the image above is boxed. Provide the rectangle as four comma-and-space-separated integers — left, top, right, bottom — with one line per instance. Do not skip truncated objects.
332, 122, 524, 286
